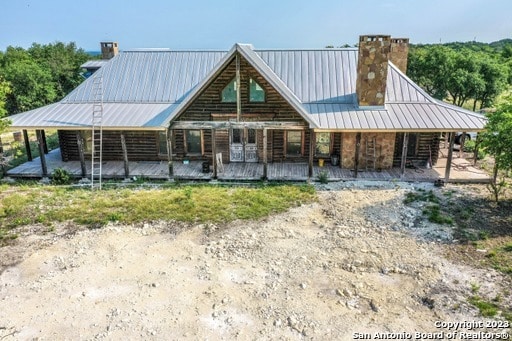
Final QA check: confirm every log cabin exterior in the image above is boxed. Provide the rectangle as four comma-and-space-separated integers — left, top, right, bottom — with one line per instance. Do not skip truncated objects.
6, 35, 487, 181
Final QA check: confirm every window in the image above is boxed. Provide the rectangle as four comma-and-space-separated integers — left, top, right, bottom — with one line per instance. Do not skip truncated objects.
80, 131, 92, 153
221, 78, 237, 102
249, 78, 265, 102
286, 131, 303, 156
185, 130, 202, 154
158, 131, 168, 155
315, 132, 331, 156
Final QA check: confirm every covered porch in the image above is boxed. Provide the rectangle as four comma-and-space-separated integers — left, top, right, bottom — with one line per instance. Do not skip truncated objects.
5, 147, 490, 183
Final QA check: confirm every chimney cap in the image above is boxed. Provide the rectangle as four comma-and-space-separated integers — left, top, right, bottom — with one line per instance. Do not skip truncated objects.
359, 35, 391, 42
391, 38, 409, 44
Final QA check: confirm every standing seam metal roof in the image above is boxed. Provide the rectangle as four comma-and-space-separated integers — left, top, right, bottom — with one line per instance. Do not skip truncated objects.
7, 45, 486, 131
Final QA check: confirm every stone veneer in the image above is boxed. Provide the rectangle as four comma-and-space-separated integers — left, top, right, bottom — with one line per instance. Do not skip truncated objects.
356, 35, 391, 107
390, 38, 410, 74
341, 133, 396, 170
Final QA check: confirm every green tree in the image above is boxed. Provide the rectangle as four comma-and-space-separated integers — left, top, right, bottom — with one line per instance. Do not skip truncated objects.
1, 46, 57, 114
0, 76, 11, 133
474, 57, 508, 110
479, 97, 512, 200
27, 42, 89, 98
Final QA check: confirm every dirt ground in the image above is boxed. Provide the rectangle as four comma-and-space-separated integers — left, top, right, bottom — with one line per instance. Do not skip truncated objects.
0, 181, 510, 340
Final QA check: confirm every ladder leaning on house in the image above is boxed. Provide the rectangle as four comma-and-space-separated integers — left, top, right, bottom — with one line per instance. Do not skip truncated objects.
91, 75, 103, 190
365, 136, 376, 171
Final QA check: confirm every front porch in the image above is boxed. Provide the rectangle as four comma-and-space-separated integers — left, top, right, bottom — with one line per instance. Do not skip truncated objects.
6, 148, 490, 183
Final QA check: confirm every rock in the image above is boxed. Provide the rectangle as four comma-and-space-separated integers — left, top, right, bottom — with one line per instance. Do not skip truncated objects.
369, 300, 379, 312
300, 283, 307, 289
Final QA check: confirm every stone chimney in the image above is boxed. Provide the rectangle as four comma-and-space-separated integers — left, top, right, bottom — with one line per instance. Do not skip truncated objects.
100, 42, 119, 59
390, 38, 409, 74
356, 35, 391, 107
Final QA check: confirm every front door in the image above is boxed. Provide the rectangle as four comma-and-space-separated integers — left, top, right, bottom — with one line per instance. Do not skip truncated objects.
230, 128, 258, 162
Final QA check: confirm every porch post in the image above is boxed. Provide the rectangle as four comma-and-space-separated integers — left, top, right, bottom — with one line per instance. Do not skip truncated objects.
167, 128, 174, 178
236, 54, 241, 123
76, 132, 87, 177
262, 128, 268, 180
41, 130, 48, 154
23, 130, 32, 161
211, 128, 217, 179
354, 133, 361, 178
120, 132, 130, 178
36, 130, 48, 177
458, 132, 466, 158
339, 133, 343, 168
400, 133, 409, 178
473, 133, 480, 165
308, 129, 314, 178
445, 133, 455, 182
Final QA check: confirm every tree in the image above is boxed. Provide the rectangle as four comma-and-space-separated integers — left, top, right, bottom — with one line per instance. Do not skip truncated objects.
479, 97, 512, 201
1, 47, 57, 114
0, 76, 11, 132
27, 42, 89, 99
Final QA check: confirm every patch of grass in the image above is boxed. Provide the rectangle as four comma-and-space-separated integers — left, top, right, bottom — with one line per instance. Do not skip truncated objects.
316, 170, 329, 184
468, 296, 499, 317
0, 184, 316, 229
403, 189, 440, 205
423, 204, 453, 225
504, 243, 512, 252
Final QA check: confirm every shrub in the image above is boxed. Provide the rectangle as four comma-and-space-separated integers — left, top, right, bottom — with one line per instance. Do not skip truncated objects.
51, 168, 72, 185
317, 170, 329, 184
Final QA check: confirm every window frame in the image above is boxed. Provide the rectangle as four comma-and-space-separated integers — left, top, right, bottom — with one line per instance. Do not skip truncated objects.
184, 129, 204, 155
248, 78, 265, 103
285, 130, 304, 157
221, 78, 237, 103
315, 132, 332, 157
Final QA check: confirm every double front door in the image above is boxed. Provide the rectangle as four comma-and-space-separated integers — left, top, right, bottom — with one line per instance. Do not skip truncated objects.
230, 128, 258, 162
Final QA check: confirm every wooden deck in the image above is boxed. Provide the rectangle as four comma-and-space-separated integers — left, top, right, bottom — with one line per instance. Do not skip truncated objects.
6, 148, 491, 183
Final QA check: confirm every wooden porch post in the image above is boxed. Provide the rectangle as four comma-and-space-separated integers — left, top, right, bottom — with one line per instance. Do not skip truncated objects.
445, 133, 455, 182
211, 128, 217, 179
308, 129, 314, 178
236, 54, 241, 123
473, 134, 480, 165
41, 130, 48, 154
120, 132, 129, 178
76, 132, 87, 177
36, 130, 48, 177
262, 128, 268, 180
339, 133, 343, 168
354, 133, 361, 178
167, 128, 174, 178
458, 132, 466, 159
400, 133, 409, 178
23, 130, 32, 161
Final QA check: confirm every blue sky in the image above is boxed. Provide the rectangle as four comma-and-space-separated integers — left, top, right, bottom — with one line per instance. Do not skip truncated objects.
1, 0, 511, 51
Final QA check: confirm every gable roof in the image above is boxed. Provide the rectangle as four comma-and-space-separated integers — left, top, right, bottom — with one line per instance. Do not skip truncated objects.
7, 44, 486, 132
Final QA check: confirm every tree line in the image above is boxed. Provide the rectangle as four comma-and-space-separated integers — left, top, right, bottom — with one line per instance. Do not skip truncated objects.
407, 40, 512, 111
0, 42, 91, 118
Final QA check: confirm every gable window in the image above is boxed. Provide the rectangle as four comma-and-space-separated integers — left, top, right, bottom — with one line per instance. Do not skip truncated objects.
315, 132, 331, 156
249, 78, 265, 102
185, 130, 202, 155
221, 78, 237, 102
286, 130, 303, 156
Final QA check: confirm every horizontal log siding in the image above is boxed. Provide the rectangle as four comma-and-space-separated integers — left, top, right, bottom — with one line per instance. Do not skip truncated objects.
173, 53, 308, 163
58, 130, 163, 162
393, 132, 440, 167
178, 54, 306, 122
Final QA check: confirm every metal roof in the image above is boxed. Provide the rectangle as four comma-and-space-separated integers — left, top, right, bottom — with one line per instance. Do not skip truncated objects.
9, 102, 173, 130
80, 60, 109, 69
7, 44, 486, 132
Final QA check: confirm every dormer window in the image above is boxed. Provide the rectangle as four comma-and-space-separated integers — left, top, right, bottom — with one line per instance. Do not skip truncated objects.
249, 78, 265, 102
221, 78, 237, 102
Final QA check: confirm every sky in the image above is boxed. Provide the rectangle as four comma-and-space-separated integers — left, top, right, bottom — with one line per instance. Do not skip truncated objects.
1, 0, 511, 51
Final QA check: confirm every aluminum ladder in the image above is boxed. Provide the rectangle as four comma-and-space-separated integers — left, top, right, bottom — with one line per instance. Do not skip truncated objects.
365, 136, 376, 171
91, 75, 103, 190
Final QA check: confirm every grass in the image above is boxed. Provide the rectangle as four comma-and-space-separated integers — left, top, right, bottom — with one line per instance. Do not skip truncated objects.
468, 296, 499, 317
404, 189, 453, 225
0, 183, 316, 243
